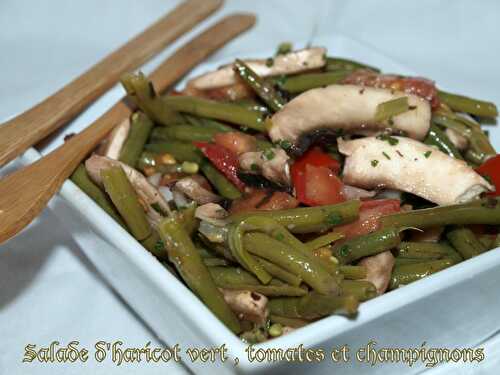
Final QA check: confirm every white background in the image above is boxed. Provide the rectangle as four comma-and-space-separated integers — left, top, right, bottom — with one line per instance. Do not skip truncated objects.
1, 1, 500, 374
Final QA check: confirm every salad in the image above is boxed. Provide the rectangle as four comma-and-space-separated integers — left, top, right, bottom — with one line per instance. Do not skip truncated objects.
71, 43, 500, 343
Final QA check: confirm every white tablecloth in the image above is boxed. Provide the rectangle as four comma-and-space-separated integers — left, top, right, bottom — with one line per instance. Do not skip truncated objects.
1, 1, 500, 374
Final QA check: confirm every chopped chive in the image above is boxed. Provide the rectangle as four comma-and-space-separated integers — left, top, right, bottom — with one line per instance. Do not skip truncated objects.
374, 97, 409, 122
382, 151, 391, 160
275, 233, 285, 241
250, 163, 260, 171
276, 42, 292, 55
371, 159, 379, 167
424, 151, 432, 158
265, 58, 274, 67
263, 149, 276, 160
377, 134, 399, 146
326, 212, 343, 225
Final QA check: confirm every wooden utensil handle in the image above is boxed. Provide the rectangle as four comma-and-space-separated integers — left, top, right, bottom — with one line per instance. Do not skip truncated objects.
0, 0, 223, 167
0, 13, 256, 244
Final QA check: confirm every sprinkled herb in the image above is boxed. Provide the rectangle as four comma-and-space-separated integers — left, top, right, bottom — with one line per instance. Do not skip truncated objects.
326, 212, 343, 226
265, 57, 274, 67
151, 202, 168, 216
263, 149, 276, 160
250, 163, 260, 172
276, 42, 292, 55
374, 96, 409, 122
377, 134, 399, 146
275, 233, 285, 241
154, 239, 164, 253
279, 139, 292, 151
371, 159, 379, 167
424, 151, 432, 158
483, 174, 493, 185
339, 245, 350, 257
396, 150, 404, 157
382, 151, 391, 160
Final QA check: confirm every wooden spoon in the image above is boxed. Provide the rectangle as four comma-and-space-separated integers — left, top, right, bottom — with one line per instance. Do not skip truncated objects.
0, 0, 223, 168
0, 14, 256, 244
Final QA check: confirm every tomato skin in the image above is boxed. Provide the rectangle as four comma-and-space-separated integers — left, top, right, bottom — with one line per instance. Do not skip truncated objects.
343, 70, 440, 108
213, 132, 257, 156
193, 142, 245, 191
476, 155, 500, 197
291, 147, 343, 206
334, 199, 401, 239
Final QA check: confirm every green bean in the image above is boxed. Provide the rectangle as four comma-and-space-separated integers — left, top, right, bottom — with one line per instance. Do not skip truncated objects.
340, 280, 377, 301
389, 258, 455, 289
175, 202, 198, 235
201, 118, 234, 133
101, 166, 151, 241
230, 199, 360, 234
119, 112, 154, 168
208, 267, 306, 297
306, 232, 344, 251
270, 315, 310, 328
162, 95, 266, 132
433, 111, 495, 163
232, 215, 341, 279
381, 198, 500, 229
70, 164, 126, 227
227, 225, 272, 285
269, 293, 359, 319
256, 138, 273, 151
233, 99, 270, 115
340, 265, 367, 280
145, 141, 203, 164
234, 59, 285, 112
478, 234, 496, 250
394, 258, 424, 266
326, 57, 380, 73
199, 161, 242, 200
438, 90, 498, 118
243, 232, 340, 295
397, 241, 452, 260
158, 217, 241, 333
203, 258, 228, 267
151, 125, 220, 142
333, 227, 404, 265
374, 97, 409, 122
121, 72, 184, 125
256, 257, 302, 287
140, 230, 168, 260
278, 71, 351, 94
424, 123, 463, 159
446, 227, 486, 260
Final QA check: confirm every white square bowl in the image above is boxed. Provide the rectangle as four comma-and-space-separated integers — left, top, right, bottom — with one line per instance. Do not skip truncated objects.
19, 34, 500, 374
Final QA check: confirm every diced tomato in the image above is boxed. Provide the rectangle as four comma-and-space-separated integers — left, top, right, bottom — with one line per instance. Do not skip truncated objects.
334, 199, 401, 239
230, 190, 299, 215
343, 70, 440, 109
291, 147, 343, 206
476, 154, 500, 197
303, 165, 344, 206
193, 142, 245, 191
213, 132, 257, 156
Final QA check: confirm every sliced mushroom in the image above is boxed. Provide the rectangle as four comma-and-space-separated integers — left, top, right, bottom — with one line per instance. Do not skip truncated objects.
96, 118, 130, 159
174, 175, 221, 205
239, 148, 290, 186
338, 136, 493, 205
342, 184, 376, 200
186, 47, 326, 90
195, 203, 229, 226
359, 251, 395, 295
268, 84, 431, 154
445, 128, 468, 150
85, 154, 170, 227
220, 289, 268, 325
